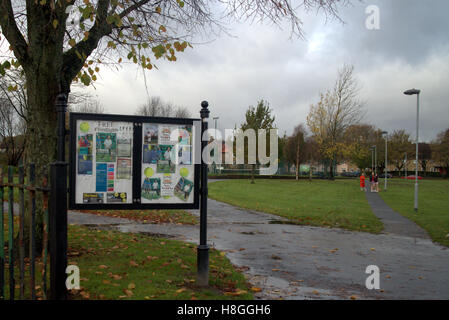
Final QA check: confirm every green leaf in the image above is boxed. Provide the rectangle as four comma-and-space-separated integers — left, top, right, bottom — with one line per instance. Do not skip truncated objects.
53, 19, 59, 29
152, 45, 166, 59
69, 39, 76, 47
80, 73, 91, 86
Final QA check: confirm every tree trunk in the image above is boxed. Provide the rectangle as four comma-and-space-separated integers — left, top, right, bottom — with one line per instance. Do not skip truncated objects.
295, 161, 299, 181
17, 54, 63, 256
251, 164, 255, 184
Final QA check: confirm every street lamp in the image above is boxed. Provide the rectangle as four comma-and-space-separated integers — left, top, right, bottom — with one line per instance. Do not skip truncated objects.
212, 117, 219, 174
404, 88, 421, 213
371, 145, 377, 174
382, 131, 388, 191
213, 117, 219, 139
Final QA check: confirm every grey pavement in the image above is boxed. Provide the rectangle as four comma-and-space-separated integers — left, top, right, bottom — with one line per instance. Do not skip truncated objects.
68, 194, 449, 300
365, 181, 430, 239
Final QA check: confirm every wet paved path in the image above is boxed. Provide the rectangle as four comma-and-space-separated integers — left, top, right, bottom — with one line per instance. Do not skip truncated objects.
364, 182, 430, 239
68, 193, 449, 300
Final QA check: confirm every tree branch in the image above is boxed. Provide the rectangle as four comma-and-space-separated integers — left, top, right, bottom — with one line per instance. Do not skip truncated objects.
0, 0, 30, 66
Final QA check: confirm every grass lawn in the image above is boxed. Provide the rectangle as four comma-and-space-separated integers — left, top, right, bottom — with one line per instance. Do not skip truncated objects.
67, 225, 253, 300
378, 178, 449, 247
209, 179, 383, 233
2, 215, 253, 299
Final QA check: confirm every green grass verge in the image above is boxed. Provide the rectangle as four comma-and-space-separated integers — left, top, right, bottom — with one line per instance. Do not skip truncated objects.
208, 179, 383, 233
68, 225, 253, 300
378, 178, 449, 247
2, 215, 253, 300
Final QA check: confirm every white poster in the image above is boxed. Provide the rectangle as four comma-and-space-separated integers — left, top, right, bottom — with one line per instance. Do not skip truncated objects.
75, 120, 134, 204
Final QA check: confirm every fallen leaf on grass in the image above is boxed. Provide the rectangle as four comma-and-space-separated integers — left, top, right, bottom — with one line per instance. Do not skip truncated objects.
98, 265, 108, 269
130, 260, 139, 267
124, 289, 133, 297
251, 287, 262, 292
176, 288, 187, 293
128, 283, 136, 290
102, 280, 111, 284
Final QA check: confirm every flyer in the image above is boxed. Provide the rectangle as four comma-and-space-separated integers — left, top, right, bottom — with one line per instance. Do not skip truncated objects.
96, 132, 117, 162
174, 177, 194, 201
107, 164, 115, 191
78, 134, 93, 150
78, 154, 93, 175
159, 126, 174, 145
177, 125, 192, 145
83, 193, 104, 203
142, 144, 160, 164
107, 192, 127, 203
161, 174, 174, 198
157, 145, 176, 173
178, 145, 192, 165
117, 158, 132, 179
143, 124, 159, 144
96, 163, 107, 192
141, 177, 161, 200
117, 138, 132, 157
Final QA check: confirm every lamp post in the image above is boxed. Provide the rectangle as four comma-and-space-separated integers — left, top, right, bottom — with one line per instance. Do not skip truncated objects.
371, 145, 377, 174
213, 117, 219, 140
382, 131, 388, 190
404, 88, 421, 213
404, 152, 407, 177
212, 117, 219, 174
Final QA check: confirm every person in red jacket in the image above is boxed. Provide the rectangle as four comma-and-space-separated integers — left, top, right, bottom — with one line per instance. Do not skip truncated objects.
359, 173, 366, 191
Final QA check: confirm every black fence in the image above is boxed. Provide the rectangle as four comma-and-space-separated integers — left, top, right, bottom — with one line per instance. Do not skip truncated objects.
0, 163, 66, 300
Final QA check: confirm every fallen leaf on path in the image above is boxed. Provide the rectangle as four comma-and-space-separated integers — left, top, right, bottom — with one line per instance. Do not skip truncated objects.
251, 287, 262, 292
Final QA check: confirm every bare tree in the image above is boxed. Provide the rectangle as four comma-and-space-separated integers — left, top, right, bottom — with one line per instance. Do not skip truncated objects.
136, 96, 192, 118
0, 97, 26, 165
69, 98, 105, 113
284, 124, 306, 180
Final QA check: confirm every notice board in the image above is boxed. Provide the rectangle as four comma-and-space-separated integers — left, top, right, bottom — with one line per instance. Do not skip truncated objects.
69, 113, 201, 210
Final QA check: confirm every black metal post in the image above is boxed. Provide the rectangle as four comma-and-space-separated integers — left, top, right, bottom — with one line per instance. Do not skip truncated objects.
56, 94, 67, 162
197, 101, 210, 286
50, 94, 68, 300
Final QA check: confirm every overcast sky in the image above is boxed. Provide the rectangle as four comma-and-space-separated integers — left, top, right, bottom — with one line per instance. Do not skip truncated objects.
74, 0, 449, 142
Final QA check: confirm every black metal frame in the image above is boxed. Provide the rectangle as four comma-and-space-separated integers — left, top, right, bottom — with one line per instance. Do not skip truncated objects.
69, 112, 200, 210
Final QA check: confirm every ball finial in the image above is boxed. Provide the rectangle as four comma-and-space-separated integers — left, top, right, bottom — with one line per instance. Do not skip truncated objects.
201, 101, 209, 109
